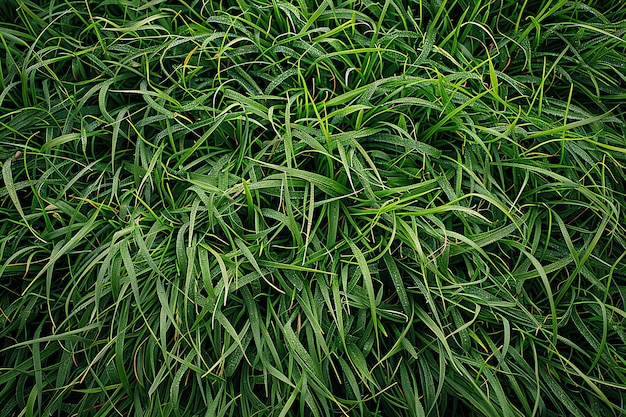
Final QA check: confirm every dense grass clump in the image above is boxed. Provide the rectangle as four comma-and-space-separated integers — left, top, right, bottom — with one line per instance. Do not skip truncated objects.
1, 0, 626, 416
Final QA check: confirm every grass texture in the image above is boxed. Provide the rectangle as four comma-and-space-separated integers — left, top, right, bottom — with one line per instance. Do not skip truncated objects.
1, 0, 626, 416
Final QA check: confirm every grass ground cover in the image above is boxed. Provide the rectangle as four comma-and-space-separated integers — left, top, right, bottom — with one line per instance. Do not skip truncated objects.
1, 0, 626, 415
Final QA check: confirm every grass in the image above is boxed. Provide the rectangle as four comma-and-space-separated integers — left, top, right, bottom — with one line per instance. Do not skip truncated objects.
1, 0, 626, 416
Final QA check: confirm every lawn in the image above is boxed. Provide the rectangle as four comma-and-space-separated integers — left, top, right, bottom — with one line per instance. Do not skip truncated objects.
1, 0, 626, 416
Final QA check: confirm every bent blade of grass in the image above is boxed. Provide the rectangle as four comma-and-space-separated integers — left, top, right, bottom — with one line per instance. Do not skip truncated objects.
346, 238, 381, 349
22, 211, 99, 295
0, 324, 101, 351
253, 159, 351, 196
413, 305, 461, 374
2, 157, 45, 243
523, 109, 620, 142
521, 248, 558, 348
383, 253, 410, 316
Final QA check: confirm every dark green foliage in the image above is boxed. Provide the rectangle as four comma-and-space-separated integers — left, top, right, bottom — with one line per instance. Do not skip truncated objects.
1, 0, 626, 416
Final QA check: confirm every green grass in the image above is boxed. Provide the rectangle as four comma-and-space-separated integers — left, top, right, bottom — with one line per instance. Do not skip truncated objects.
1, 0, 626, 416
